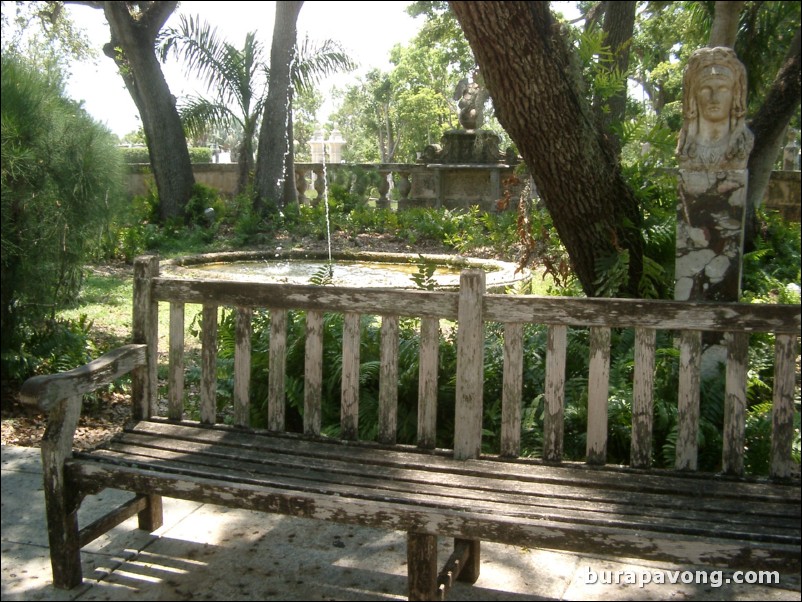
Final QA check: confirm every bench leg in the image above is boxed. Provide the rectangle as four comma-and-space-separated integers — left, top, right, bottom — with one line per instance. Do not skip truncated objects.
43, 491, 83, 590
41, 398, 84, 589
454, 538, 480, 584
137, 494, 163, 531
408, 532, 439, 601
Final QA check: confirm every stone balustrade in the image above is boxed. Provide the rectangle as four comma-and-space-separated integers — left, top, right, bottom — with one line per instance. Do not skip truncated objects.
126, 161, 800, 220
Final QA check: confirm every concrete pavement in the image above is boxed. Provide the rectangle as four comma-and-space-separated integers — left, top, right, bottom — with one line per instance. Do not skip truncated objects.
2, 444, 800, 601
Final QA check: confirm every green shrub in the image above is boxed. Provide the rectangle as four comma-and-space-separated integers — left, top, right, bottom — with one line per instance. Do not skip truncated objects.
120, 146, 151, 163
1, 315, 95, 385
185, 183, 226, 226
121, 145, 213, 164
1, 51, 126, 372
189, 147, 213, 163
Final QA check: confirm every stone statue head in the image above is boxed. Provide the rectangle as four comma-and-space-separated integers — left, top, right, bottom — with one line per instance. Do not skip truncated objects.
677, 47, 753, 170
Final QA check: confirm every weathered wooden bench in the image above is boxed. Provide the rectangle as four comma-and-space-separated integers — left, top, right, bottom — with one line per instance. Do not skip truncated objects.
21, 256, 801, 600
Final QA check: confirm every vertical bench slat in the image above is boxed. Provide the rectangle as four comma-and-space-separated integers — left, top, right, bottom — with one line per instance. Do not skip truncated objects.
268, 309, 287, 432
234, 307, 252, 428
341, 312, 361, 440
133, 256, 159, 420
771, 333, 797, 479
455, 270, 486, 460
379, 315, 399, 444
543, 325, 567, 463
418, 317, 440, 449
631, 327, 656, 468
304, 310, 324, 436
586, 326, 611, 465
501, 323, 524, 457
168, 302, 185, 421
200, 304, 218, 425
676, 330, 702, 471
723, 331, 749, 475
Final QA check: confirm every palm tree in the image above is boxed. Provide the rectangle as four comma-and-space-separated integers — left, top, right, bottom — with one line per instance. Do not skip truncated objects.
160, 15, 265, 194
160, 15, 355, 196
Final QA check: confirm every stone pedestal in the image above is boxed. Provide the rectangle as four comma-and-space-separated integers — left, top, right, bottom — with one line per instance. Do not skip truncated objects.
408, 164, 514, 212
674, 170, 747, 303
419, 130, 502, 165
675, 169, 748, 373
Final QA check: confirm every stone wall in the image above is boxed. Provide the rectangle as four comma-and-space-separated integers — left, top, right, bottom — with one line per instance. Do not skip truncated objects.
126, 163, 799, 220
763, 170, 801, 221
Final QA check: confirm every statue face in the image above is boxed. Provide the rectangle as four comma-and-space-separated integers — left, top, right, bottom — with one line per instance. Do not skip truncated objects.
696, 66, 735, 123
696, 78, 734, 124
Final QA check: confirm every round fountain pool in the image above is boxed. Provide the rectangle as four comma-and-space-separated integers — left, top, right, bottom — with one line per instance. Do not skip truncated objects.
162, 250, 529, 291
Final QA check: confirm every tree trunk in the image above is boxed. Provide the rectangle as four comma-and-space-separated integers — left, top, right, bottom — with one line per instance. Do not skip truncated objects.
238, 120, 257, 196
708, 1, 746, 48
593, 1, 637, 154
745, 26, 801, 248
450, 1, 644, 297
254, 0, 303, 214
100, 1, 194, 223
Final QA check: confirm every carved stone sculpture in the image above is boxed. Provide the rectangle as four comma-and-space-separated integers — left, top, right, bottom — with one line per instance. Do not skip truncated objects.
676, 47, 753, 170
453, 70, 489, 131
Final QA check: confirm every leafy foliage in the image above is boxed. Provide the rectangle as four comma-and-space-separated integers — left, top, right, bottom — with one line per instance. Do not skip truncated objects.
120, 146, 213, 164
1, 51, 126, 373
203, 294, 796, 475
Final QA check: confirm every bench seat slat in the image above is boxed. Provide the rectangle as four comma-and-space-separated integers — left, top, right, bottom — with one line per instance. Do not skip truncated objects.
105, 428, 802, 517
65, 456, 801, 573
88, 437, 799, 533
73, 448, 798, 546
127, 420, 801, 504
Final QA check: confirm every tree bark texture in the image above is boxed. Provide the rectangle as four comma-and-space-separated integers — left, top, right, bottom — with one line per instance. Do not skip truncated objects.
450, 1, 644, 297
254, 0, 304, 214
100, 1, 194, 222
745, 26, 801, 247
708, 1, 746, 48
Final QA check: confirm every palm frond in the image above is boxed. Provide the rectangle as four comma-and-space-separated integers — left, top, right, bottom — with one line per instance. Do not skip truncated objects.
293, 36, 358, 95
179, 96, 237, 140
160, 14, 265, 110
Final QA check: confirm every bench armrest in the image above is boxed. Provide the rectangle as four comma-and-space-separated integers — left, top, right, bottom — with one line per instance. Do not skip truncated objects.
20, 344, 147, 413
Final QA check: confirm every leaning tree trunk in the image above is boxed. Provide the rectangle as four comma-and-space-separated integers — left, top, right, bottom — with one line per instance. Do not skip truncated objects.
100, 1, 194, 223
254, 0, 303, 215
450, 1, 644, 297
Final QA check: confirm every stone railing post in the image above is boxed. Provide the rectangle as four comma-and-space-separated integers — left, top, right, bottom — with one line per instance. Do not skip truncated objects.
396, 169, 411, 209
376, 168, 392, 209
295, 165, 309, 206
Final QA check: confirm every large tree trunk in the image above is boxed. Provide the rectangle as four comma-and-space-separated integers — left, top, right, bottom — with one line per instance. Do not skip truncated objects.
254, 0, 303, 214
100, 1, 194, 223
745, 26, 801, 247
450, 1, 644, 297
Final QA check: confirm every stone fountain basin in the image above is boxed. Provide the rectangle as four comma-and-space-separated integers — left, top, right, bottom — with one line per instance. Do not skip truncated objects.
161, 250, 529, 292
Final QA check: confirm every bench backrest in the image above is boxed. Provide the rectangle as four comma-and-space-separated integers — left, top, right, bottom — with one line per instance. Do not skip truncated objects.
133, 256, 801, 478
